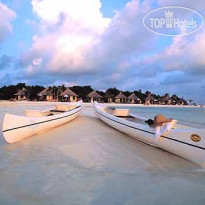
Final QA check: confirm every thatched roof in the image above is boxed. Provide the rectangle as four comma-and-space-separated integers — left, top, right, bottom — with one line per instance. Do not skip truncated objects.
145, 95, 156, 101
178, 98, 187, 104
128, 93, 140, 100
14, 88, 27, 96
87, 90, 103, 98
114, 92, 127, 99
60, 88, 78, 97
161, 94, 171, 102
38, 88, 53, 96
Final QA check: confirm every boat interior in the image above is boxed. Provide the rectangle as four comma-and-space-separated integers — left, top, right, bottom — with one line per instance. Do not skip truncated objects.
24, 105, 78, 117
99, 106, 180, 129
100, 107, 148, 125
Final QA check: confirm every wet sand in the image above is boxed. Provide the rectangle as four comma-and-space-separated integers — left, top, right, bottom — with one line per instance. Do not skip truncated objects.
0, 103, 205, 204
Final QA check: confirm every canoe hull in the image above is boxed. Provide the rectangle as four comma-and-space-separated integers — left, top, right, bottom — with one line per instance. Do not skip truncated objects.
94, 102, 205, 167
3, 102, 82, 143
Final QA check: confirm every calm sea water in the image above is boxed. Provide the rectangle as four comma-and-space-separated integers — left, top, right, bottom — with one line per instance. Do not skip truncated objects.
120, 106, 205, 129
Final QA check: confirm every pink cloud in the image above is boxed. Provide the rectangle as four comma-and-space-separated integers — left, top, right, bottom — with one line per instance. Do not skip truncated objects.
0, 2, 16, 43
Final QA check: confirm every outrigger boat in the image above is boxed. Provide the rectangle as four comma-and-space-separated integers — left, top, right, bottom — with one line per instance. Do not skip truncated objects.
94, 102, 205, 167
3, 100, 82, 143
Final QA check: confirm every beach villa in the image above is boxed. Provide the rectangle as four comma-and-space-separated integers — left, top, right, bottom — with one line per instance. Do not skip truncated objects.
87, 90, 103, 102
104, 92, 115, 103
59, 88, 78, 102
114, 92, 127, 103
160, 94, 172, 105
178, 98, 188, 105
14, 88, 27, 101
38, 88, 54, 101
128, 93, 142, 104
144, 94, 156, 105
106, 94, 114, 103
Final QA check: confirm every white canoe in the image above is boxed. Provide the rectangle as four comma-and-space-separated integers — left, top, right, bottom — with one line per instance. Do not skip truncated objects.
3, 100, 83, 143
94, 102, 205, 168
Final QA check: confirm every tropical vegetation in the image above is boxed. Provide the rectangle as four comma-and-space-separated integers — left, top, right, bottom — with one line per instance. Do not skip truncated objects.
0, 83, 189, 105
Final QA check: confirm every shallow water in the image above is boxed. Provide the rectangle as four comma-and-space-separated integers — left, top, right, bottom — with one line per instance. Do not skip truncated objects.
122, 106, 205, 128
0, 104, 205, 204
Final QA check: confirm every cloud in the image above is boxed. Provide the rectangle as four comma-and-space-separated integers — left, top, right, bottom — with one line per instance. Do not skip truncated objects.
32, 0, 110, 30
20, 0, 156, 77
0, 55, 13, 70
0, 2, 16, 43
21, 0, 111, 75
15, 0, 205, 103
145, 29, 205, 76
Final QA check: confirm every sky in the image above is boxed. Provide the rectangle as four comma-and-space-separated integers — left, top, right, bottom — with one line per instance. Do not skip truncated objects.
0, 0, 205, 104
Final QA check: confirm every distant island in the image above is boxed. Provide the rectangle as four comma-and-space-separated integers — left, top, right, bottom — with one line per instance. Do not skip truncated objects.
0, 83, 192, 105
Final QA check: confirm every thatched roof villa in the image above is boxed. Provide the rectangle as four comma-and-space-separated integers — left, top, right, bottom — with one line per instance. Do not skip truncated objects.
14, 88, 27, 101
87, 90, 103, 102
38, 88, 54, 101
105, 93, 115, 103
60, 88, 78, 102
114, 92, 127, 103
178, 98, 188, 105
128, 93, 141, 104
160, 94, 172, 105
144, 94, 156, 105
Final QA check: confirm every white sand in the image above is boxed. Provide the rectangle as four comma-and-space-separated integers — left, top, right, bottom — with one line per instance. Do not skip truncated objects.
0, 102, 205, 204
0, 100, 202, 108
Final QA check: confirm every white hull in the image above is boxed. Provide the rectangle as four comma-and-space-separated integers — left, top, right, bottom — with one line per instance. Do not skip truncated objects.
94, 102, 205, 168
3, 101, 82, 143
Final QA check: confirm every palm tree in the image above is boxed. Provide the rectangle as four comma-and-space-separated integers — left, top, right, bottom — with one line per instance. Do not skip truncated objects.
57, 85, 66, 101
171, 94, 178, 100
145, 91, 151, 96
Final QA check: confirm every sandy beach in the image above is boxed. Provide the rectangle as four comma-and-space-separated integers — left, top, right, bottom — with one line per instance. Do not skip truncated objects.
0, 102, 205, 204
0, 100, 202, 108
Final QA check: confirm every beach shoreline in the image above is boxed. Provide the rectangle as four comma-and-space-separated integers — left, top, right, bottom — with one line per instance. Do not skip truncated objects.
0, 100, 203, 108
